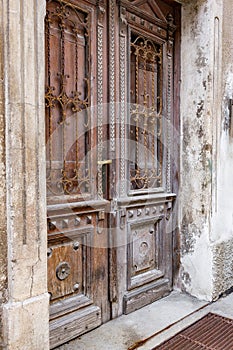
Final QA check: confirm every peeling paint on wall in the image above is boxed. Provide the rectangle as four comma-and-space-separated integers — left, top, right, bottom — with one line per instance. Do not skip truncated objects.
181, 213, 201, 255
212, 239, 233, 300
179, 0, 221, 301
179, 0, 233, 302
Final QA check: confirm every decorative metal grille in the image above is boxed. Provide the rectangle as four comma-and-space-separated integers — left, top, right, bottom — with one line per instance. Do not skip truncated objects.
129, 33, 163, 191
45, 0, 90, 197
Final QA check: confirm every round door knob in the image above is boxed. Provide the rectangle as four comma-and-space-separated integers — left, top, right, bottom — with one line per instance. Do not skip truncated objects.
56, 262, 71, 281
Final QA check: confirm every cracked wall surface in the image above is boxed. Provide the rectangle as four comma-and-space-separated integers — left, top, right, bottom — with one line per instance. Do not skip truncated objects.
179, 0, 218, 300
0, 4, 7, 347
211, 0, 233, 298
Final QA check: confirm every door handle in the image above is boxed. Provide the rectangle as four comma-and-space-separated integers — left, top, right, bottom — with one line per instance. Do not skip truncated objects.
97, 159, 112, 165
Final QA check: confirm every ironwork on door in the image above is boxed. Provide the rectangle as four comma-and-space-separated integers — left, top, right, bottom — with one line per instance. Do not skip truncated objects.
45, 0, 180, 348
45, 1, 92, 198
129, 33, 163, 190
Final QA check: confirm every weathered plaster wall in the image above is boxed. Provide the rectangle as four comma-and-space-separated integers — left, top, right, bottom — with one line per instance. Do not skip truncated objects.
180, 0, 233, 301
179, 0, 222, 300
211, 0, 233, 299
1, 0, 49, 349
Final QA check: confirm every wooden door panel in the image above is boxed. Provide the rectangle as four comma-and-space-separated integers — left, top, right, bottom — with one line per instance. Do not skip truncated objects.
45, 0, 110, 348
49, 306, 101, 349
48, 228, 92, 301
45, 0, 92, 199
118, 199, 173, 315
112, 0, 179, 317
47, 203, 110, 348
45, 0, 180, 347
128, 218, 162, 286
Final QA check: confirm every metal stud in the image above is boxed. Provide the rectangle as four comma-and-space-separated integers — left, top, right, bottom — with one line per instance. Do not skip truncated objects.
73, 242, 80, 251
73, 283, 80, 291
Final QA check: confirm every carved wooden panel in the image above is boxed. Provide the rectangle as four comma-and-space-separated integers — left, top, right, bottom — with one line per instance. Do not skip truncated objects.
127, 213, 165, 290
47, 212, 94, 241
122, 199, 173, 314
50, 305, 101, 349
126, 0, 168, 21
47, 201, 110, 347
45, 0, 92, 199
48, 228, 92, 301
45, 1, 110, 347
118, 0, 176, 196
126, 12, 167, 39
131, 222, 158, 275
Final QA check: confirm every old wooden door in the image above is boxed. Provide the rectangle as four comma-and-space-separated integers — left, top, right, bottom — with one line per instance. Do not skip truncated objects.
45, 0, 180, 348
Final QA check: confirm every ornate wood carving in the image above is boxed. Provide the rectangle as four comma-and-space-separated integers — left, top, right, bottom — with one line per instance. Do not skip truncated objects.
129, 33, 163, 191
109, 0, 116, 152
123, 202, 172, 313
45, 2, 110, 346
48, 228, 92, 301
130, 222, 158, 276
45, 0, 92, 198
45, 0, 180, 342
118, 0, 175, 313
126, 0, 167, 22
120, 1, 176, 195
166, 13, 175, 193
126, 11, 167, 39
97, 4, 105, 198
119, 7, 127, 196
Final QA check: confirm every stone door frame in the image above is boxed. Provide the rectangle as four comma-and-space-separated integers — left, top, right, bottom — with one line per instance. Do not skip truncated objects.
1, 1, 49, 348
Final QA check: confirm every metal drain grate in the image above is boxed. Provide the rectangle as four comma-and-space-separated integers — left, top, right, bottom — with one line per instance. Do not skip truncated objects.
153, 313, 233, 350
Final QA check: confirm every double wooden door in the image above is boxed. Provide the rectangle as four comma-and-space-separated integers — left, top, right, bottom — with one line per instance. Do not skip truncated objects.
45, 0, 180, 348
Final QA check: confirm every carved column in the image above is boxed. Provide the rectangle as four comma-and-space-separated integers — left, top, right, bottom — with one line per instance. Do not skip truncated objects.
119, 6, 127, 197
1, 0, 49, 349
97, 4, 105, 198
166, 14, 175, 194
109, 0, 116, 153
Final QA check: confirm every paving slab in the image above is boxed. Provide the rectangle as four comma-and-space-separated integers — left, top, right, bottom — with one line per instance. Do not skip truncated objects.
56, 291, 208, 350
